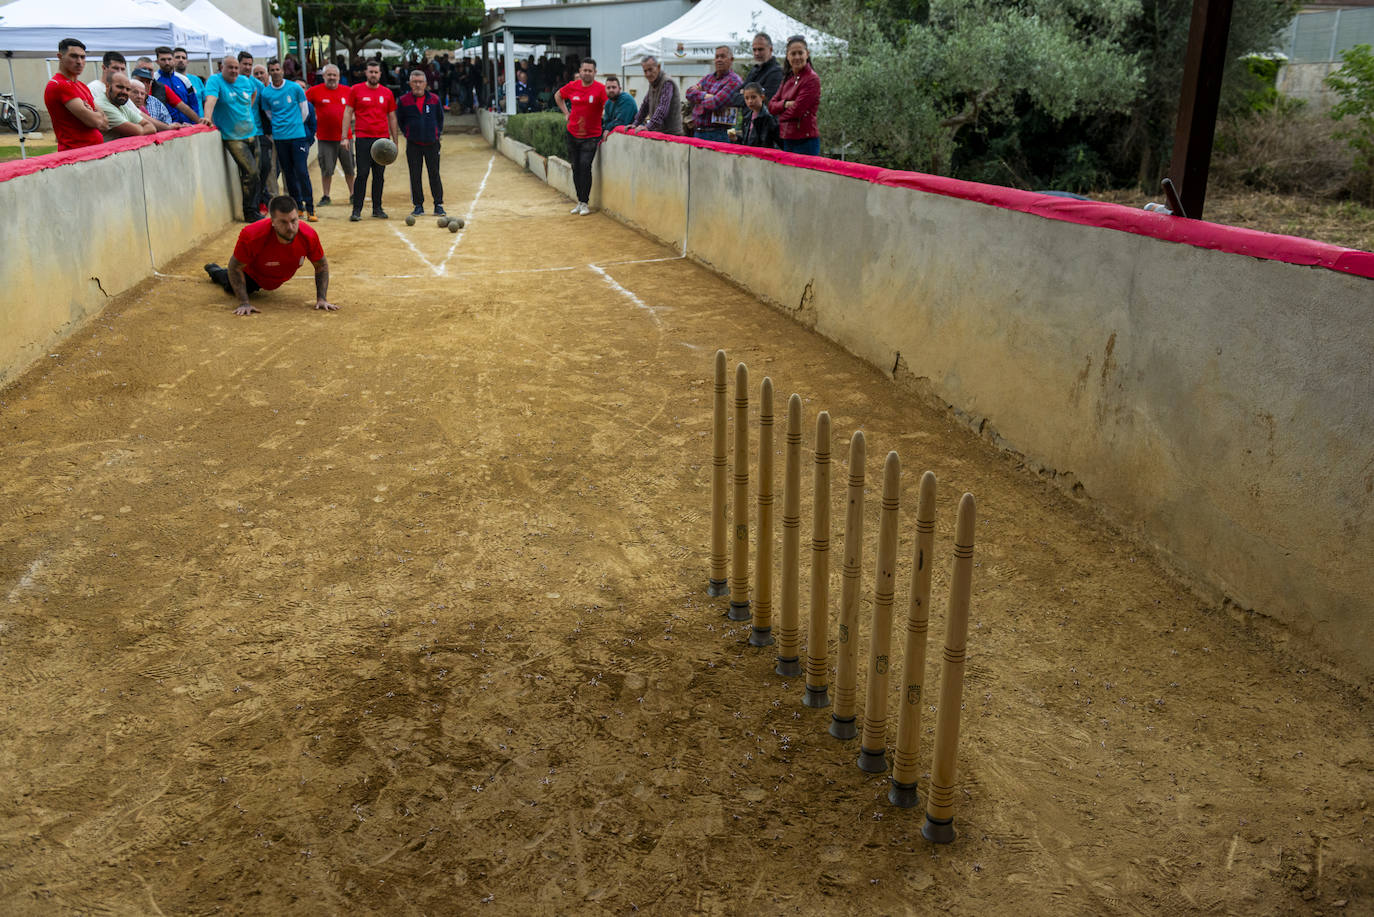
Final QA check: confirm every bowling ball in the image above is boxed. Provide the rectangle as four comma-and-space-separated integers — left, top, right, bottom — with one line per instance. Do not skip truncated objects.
405, 214, 416, 226
370, 138, 398, 165
437, 217, 449, 228
454, 218, 465, 229
448, 221, 459, 233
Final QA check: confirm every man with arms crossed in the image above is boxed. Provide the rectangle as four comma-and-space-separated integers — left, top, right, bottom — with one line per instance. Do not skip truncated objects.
44, 38, 107, 151
554, 58, 606, 215
204, 195, 336, 316
306, 65, 355, 205
345, 60, 399, 221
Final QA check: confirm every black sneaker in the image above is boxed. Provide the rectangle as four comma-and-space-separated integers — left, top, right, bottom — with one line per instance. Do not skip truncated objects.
319, 195, 332, 206
372, 209, 388, 219
411, 205, 424, 216
204, 263, 221, 278
349, 212, 362, 222
433, 205, 446, 216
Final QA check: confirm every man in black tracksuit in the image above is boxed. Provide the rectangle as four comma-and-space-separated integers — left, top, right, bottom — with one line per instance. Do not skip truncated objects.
396, 69, 445, 216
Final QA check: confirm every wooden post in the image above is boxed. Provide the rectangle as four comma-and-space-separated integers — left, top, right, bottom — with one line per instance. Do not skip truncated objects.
858, 452, 900, 774
728, 363, 751, 621
1168, 0, 1235, 220
804, 411, 832, 707
750, 378, 776, 647
890, 471, 937, 807
776, 394, 803, 676
708, 350, 728, 597
829, 431, 865, 740
923, 493, 977, 843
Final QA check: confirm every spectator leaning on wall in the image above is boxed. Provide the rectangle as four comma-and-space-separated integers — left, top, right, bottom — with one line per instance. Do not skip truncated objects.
729, 33, 784, 108
629, 56, 682, 135
44, 38, 107, 151
601, 75, 636, 135
173, 48, 207, 117
95, 73, 155, 139
204, 55, 265, 223
684, 46, 743, 142
156, 47, 208, 124
88, 50, 127, 99
130, 68, 175, 130
769, 36, 821, 157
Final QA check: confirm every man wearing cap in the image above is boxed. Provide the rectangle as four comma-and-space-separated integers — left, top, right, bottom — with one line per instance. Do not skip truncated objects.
343, 59, 399, 221
204, 194, 335, 316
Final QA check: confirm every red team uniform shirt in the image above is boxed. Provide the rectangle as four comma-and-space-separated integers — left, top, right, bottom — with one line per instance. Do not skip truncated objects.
347, 83, 395, 138
43, 74, 104, 151
306, 84, 352, 142
233, 220, 325, 290
559, 79, 607, 139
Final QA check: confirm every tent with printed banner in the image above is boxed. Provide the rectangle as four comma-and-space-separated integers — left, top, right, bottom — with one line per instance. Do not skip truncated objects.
182, 0, 278, 61
619, 0, 845, 69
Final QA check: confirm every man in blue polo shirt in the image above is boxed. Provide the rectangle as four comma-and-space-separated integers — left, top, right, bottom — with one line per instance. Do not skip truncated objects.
260, 58, 317, 222
204, 55, 263, 223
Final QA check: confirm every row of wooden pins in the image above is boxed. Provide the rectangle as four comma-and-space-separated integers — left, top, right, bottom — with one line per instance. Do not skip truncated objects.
707, 351, 976, 843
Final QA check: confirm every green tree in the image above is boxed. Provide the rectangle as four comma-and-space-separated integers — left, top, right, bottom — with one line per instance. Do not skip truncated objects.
1326, 43, 1374, 201
277, 0, 483, 60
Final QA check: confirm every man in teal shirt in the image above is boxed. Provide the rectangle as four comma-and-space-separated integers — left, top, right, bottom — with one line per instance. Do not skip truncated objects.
601, 74, 636, 135
259, 58, 316, 221
204, 55, 263, 223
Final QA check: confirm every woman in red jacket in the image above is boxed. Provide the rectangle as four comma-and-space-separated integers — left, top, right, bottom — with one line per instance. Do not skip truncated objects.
768, 36, 821, 156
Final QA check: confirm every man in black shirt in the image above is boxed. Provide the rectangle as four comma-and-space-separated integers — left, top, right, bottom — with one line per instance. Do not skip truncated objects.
729, 32, 784, 108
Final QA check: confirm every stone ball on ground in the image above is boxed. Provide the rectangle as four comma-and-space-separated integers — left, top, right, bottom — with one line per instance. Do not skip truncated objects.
448, 220, 459, 233
405, 214, 416, 226
437, 217, 449, 228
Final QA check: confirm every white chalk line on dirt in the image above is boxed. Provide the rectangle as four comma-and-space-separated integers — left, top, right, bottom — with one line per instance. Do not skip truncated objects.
488, 255, 687, 276
387, 154, 495, 277
5, 556, 45, 603
588, 264, 662, 327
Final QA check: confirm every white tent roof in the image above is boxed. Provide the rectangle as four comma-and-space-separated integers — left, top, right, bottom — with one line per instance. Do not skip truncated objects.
0, 0, 200, 55
620, 0, 845, 67
182, 0, 276, 61
129, 0, 224, 57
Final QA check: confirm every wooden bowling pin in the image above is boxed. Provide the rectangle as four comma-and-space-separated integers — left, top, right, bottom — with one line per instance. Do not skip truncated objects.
728, 363, 751, 622
708, 350, 728, 597
750, 378, 775, 647
923, 493, 977, 844
829, 431, 865, 740
858, 452, 901, 774
776, 394, 802, 676
804, 411, 832, 707
889, 471, 937, 807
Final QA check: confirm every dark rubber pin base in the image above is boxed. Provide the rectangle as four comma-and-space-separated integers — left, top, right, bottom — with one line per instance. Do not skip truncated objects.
922, 815, 956, 844
888, 779, 919, 808
748, 626, 775, 647
829, 715, 857, 740
775, 656, 801, 677
727, 601, 751, 622
857, 747, 889, 774
802, 685, 830, 708
707, 579, 728, 597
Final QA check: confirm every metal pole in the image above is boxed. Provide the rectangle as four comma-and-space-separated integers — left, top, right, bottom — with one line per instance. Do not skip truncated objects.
504, 28, 516, 116
297, 5, 307, 78
6, 53, 27, 160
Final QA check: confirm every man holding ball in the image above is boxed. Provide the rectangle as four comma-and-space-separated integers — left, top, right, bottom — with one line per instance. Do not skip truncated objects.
344, 59, 399, 221
204, 195, 335, 316
554, 58, 606, 215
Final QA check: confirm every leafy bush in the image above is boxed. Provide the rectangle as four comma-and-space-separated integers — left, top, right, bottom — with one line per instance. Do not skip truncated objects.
504, 112, 568, 160
1326, 44, 1374, 202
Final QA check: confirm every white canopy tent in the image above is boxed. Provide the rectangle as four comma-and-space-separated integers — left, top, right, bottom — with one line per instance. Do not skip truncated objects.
619, 0, 845, 69
182, 0, 277, 61
0, 0, 203, 55
129, 0, 224, 58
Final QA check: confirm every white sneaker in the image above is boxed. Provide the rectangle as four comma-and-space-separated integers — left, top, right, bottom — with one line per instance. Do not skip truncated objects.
570, 203, 582, 214
578, 203, 591, 215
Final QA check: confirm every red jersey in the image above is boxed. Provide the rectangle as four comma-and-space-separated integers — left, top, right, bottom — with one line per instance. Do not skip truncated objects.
306, 83, 352, 142
347, 82, 395, 138
559, 79, 607, 140
43, 74, 104, 151
232, 220, 324, 291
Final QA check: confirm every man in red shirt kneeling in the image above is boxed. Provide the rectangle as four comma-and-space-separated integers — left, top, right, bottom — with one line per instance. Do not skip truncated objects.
204, 195, 337, 316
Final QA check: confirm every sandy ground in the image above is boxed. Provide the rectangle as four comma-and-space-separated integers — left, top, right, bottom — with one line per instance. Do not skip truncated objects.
1, 132, 1371, 916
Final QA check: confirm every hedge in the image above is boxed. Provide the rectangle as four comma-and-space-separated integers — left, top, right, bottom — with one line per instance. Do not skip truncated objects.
505, 112, 570, 160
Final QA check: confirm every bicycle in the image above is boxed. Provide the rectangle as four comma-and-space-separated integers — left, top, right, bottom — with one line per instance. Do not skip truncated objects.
1, 91, 42, 134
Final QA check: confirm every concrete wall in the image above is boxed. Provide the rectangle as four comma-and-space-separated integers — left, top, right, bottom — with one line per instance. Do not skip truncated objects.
1278, 61, 1339, 110
483, 124, 1374, 684
0, 130, 238, 388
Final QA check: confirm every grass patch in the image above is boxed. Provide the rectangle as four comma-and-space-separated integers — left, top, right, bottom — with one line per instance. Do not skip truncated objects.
0, 143, 58, 162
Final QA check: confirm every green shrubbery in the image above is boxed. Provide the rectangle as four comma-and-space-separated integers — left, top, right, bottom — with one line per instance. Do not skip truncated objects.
504, 112, 569, 160
1326, 44, 1374, 202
